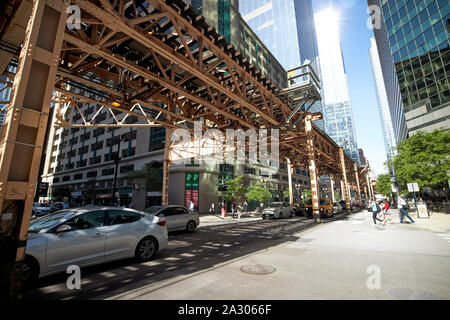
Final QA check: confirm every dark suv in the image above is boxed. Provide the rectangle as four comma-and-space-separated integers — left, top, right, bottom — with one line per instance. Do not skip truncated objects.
292, 202, 306, 216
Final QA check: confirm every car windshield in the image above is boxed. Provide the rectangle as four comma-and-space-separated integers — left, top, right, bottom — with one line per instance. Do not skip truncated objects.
305, 200, 312, 205
28, 211, 75, 232
144, 206, 163, 214
269, 203, 282, 208
320, 200, 328, 205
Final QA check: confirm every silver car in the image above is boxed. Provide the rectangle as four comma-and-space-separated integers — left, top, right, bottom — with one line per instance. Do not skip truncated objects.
32, 202, 52, 217
144, 205, 200, 232
22, 207, 168, 281
262, 202, 294, 219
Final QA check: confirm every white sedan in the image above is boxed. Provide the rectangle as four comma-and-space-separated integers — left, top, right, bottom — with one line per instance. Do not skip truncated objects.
22, 207, 168, 281
262, 202, 294, 219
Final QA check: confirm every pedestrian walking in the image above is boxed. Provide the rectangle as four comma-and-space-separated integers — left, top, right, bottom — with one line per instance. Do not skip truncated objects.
231, 202, 235, 218
371, 197, 385, 226
398, 195, 415, 224
129, 201, 135, 209
189, 200, 195, 212
209, 202, 215, 214
383, 199, 391, 220
237, 203, 243, 220
243, 200, 248, 213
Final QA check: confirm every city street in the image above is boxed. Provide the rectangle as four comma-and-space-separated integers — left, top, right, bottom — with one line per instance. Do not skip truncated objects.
21, 210, 450, 300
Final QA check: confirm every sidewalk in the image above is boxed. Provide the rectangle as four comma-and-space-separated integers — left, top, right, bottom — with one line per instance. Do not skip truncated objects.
199, 212, 261, 227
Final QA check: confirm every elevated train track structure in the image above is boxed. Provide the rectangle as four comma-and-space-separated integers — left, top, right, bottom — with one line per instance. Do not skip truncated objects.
0, 0, 374, 298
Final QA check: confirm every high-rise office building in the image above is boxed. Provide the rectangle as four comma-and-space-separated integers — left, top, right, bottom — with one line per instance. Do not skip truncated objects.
369, 0, 449, 137
358, 149, 368, 166
369, 37, 397, 160
184, 0, 287, 89
314, 8, 360, 163
238, 0, 325, 130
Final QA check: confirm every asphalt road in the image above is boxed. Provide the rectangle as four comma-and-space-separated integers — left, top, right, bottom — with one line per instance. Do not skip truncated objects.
20, 209, 450, 300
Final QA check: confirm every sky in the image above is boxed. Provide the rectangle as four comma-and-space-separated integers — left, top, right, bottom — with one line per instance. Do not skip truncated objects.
312, 0, 388, 177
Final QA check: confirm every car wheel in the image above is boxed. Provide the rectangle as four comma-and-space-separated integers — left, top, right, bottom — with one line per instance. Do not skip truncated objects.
186, 221, 196, 233
135, 237, 157, 262
20, 256, 39, 284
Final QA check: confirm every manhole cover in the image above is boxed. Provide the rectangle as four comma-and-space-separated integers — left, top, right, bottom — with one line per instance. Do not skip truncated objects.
240, 264, 276, 275
385, 288, 446, 300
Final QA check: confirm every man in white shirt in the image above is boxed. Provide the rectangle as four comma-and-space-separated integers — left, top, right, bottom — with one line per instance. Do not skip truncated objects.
398, 196, 415, 224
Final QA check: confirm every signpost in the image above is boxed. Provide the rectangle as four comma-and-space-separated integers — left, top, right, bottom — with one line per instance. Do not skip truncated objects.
407, 182, 420, 216
185, 172, 199, 210
417, 203, 430, 219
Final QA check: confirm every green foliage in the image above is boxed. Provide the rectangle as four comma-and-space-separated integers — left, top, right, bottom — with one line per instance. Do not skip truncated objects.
333, 190, 341, 201
393, 129, 450, 190
246, 182, 271, 204
302, 189, 312, 201
125, 163, 162, 191
283, 190, 290, 201
224, 176, 247, 202
375, 173, 393, 196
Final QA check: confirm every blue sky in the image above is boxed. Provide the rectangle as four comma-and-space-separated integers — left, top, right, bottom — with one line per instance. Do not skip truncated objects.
313, 0, 388, 176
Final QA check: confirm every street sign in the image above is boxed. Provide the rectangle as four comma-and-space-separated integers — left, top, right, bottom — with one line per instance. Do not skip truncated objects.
185, 172, 199, 190
407, 182, 419, 192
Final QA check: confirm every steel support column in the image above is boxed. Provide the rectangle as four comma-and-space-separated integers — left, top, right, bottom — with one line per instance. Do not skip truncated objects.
0, 0, 68, 299
354, 163, 362, 205
330, 177, 335, 203
286, 158, 293, 205
339, 148, 351, 212
162, 128, 172, 206
305, 115, 320, 224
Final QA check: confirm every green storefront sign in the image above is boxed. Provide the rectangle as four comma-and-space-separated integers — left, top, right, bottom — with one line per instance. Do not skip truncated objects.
185, 172, 199, 190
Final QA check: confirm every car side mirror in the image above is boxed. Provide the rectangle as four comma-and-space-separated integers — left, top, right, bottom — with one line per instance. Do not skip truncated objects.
56, 225, 72, 234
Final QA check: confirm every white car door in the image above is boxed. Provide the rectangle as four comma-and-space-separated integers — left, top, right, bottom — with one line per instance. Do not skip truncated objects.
158, 207, 177, 231
44, 210, 107, 274
104, 209, 145, 260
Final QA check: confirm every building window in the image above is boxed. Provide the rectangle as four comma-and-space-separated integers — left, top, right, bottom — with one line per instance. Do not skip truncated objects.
102, 168, 115, 176
87, 171, 97, 178
73, 173, 83, 180
119, 164, 134, 174
62, 176, 70, 182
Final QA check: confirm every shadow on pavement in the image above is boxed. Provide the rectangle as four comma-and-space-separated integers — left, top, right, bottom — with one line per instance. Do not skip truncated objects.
21, 212, 356, 300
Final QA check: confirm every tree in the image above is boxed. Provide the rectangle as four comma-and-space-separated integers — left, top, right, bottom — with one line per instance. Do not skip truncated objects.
246, 182, 271, 204
283, 190, 290, 201
392, 129, 450, 190
224, 176, 246, 202
333, 190, 341, 201
375, 173, 393, 196
302, 189, 312, 201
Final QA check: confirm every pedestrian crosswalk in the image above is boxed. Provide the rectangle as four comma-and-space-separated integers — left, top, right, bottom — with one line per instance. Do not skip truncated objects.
437, 233, 450, 242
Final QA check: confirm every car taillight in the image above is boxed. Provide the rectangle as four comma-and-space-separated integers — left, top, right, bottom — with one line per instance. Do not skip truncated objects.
157, 220, 166, 226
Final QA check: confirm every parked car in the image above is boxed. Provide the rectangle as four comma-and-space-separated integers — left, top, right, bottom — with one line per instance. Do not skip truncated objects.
21, 207, 168, 282
32, 202, 52, 217
292, 202, 306, 216
305, 198, 334, 218
144, 205, 200, 232
333, 202, 343, 214
262, 202, 293, 219
50, 202, 77, 213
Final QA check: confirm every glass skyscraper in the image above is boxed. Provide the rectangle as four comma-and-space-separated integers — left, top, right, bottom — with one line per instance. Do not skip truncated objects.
314, 8, 360, 163
369, 37, 397, 160
369, 0, 449, 137
239, 0, 325, 130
